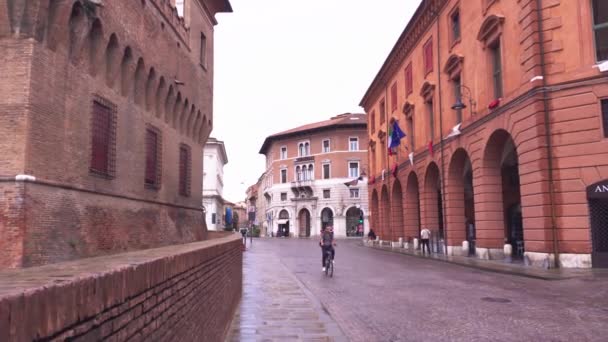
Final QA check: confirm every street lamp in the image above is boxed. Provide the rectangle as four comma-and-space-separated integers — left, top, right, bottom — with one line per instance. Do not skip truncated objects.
451, 84, 477, 116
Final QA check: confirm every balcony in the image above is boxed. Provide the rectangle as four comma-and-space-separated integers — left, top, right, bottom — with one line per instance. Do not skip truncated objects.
295, 155, 315, 163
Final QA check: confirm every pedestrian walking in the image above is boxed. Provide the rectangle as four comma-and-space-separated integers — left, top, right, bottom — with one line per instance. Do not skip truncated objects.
420, 227, 431, 255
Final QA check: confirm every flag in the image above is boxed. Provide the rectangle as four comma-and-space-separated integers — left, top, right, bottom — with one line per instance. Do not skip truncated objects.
388, 120, 406, 155
391, 163, 398, 178
428, 141, 434, 156
445, 123, 462, 139
368, 177, 375, 185
344, 178, 358, 187
408, 152, 414, 166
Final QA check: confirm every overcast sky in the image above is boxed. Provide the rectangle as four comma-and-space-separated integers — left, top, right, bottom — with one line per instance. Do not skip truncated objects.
213, 0, 421, 203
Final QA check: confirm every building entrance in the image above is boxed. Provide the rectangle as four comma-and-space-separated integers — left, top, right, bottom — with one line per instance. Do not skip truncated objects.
588, 180, 608, 267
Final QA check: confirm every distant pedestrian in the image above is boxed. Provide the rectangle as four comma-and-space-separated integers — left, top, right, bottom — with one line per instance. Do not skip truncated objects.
367, 228, 377, 241
420, 227, 431, 254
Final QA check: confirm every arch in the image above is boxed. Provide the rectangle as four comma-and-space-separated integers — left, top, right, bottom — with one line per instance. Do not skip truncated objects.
87, 19, 103, 76
405, 172, 421, 241
155, 76, 166, 118
380, 185, 390, 240
164, 85, 174, 123
346, 206, 363, 237
134, 58, 146, 106
120, 46, 134, 97
104, 33, 120, 88
446, 148, 476, 253
298, 208, 311, 237
477, 14, 505, 47
68, 1, 88, 64
371, 190, 379, 236
321, 207, 334, 231
480, 129, 523, 256
391, 179, 405, 241
145, 68, 156, 111
172, 92, 182, 128
423, 162, 443, 240
278, 209, 290, 237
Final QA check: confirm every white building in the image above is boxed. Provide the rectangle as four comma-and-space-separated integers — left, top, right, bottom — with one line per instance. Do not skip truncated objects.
202, 137, 228, 231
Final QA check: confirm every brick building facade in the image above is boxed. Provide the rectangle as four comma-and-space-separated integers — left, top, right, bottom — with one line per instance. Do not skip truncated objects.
362, 0, 608, 268
258, 113, 369, 238
0, 0, 231, 269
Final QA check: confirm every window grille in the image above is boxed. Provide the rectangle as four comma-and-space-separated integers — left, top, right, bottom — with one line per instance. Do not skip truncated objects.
179, 144, 191, 197
145, 126, 162, 188
90, 96, 116, 178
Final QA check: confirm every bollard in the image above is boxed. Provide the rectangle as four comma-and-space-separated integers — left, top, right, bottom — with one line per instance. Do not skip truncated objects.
413, 238, 419, 250
462, 240, 469, 256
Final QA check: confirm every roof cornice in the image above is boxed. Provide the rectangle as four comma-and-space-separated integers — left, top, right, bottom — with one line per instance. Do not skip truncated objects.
359, 0, 448, 109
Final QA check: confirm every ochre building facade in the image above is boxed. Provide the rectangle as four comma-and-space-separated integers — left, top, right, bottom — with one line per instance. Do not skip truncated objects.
0, 0, 231, 269
362, 0, 608, 268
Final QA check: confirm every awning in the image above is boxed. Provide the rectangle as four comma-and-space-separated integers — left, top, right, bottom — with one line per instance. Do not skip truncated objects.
277, 219, 289, 225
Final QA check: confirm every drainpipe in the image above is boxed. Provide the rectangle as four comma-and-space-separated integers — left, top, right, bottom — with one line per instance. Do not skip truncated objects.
535, 0, 560, 268
432, 4, 448, 255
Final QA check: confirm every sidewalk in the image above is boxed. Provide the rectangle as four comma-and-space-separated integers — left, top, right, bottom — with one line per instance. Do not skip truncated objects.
225, 244, 348, 342
363, 240, 608, 280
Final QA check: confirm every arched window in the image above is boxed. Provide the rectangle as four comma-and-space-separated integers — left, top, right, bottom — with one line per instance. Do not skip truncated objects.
296, 166, 301, 181
308, 164, 314, 180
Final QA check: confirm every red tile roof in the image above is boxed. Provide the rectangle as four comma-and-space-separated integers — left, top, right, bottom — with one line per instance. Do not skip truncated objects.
259, 113, 367, 154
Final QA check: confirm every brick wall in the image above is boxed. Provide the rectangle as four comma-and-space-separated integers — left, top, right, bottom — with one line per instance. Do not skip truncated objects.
0, 234, 242, 342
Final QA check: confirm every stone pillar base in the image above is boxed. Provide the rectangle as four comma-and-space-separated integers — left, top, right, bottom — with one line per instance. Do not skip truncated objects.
476, 248, 505, 260
445, 245, 461, 256
391, 241, 402, 248
524, 252, 555, 268
558, 253, 592, 268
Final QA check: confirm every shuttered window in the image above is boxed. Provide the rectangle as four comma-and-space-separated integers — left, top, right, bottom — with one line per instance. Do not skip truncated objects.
179, 144, 191, 197
90, 98, 116, 178
491, 42, 503, 98
370, 110, 376, 132
405, 63, 413, 96
424, 38, 433, 75
390, 83, 398, 112
593, 0, 608, 61
602, 99, 608, 138
145, 127, 161, 188
380, 99, 386, 124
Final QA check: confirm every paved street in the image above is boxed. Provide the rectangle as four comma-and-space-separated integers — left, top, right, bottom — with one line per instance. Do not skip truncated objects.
228, 238, 608, 342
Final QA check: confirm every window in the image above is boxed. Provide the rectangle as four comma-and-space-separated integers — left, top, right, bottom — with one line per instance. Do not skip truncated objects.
451, 9, 461, 44
211, 213, 216, 224
323, 164, 330, 179
427, 100, 434, 142
296, 166, 302, 181
200, 33, 207, 67
298, 142, 310, 157
405, 63, 413, 96
407, 117, 415, 150
349, 162, 359, 178
323, 189, 330, 199
424, 38, 433, 75
371, 110, 376, 132
90, 98, 116, 178
390, 83, 398, 112
593, 0, 608, 61
349, 189, 360, 199
308, 164, 314, 180
280, 146, 287, 159
179, 144, 191, 197
453, 77, 462, 124
145, 127, 162, 188
602, 99, 608, 138
380, 99, 386, 124
280, 169, 287, 183
323, 139, 330, 153
281, 192, 287, 201
491, 41, 503, 98
349, 137, 359, 151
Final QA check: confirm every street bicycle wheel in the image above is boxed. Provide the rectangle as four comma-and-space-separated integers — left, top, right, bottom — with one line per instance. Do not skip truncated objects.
325, 257, 330, 276
328, 258, 334, 277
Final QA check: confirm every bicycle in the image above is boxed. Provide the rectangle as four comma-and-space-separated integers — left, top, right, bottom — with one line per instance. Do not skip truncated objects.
324, 248, 334, 277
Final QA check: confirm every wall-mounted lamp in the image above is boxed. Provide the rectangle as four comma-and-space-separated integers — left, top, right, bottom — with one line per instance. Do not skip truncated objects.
174, 79, 185, 85
451, 84, 477, 116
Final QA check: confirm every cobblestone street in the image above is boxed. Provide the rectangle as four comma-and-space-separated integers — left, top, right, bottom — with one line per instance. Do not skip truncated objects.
229, 238, 608, 342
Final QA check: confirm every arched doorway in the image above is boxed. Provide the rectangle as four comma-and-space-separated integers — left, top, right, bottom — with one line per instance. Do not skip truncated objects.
278, 209, 290, 237
321, 207, 333, 232
481, 130, 524, 258
298, 209, 311, 237
381, 186, 390, 240
371, 190, 379, 235
345, 207, 363, 237
392, 180, 404, 241
447, 149, 476, 255
405, 172, 421, 242
424, 163, 444, 253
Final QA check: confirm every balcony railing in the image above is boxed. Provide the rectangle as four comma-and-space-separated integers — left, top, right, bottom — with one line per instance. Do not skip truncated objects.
295, 155, 315, 163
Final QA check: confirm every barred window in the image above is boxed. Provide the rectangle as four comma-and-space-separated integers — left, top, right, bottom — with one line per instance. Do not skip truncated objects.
145, 126, 162, 188
90, 97, 116, 178
602, 99, 608, 138
424, 38, 433, 75
179, 144, 191, 197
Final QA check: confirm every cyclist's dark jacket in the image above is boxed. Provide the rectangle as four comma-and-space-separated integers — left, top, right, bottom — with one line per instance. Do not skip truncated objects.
321, 231, 333, 246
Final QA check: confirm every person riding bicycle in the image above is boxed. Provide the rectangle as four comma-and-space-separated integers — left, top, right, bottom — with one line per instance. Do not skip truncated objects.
319, 226, 336, 272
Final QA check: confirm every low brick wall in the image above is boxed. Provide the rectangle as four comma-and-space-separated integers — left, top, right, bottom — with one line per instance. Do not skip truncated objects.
0, 235, 242, 341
